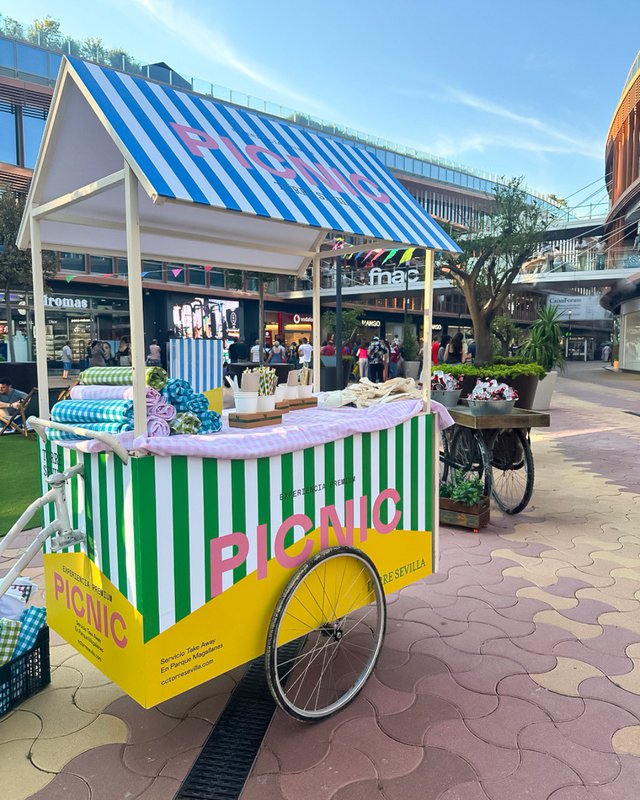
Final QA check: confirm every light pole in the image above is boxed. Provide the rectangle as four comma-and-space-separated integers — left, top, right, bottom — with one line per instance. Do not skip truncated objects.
565, 309, 572, 359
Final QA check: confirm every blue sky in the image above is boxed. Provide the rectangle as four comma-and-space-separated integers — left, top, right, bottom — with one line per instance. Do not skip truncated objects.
7, 0, 640, 204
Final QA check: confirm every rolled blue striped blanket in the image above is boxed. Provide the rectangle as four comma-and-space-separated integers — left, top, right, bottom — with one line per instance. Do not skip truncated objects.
51, 399, 133, 425
46, 422, 133, 441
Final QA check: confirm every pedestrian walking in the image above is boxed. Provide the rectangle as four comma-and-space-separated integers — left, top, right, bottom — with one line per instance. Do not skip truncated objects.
60, 341, 72, 379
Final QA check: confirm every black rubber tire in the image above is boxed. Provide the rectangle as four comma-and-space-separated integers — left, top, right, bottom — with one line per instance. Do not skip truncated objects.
449, 427, 492, 498
265, 545, 386, 722
491, 428, 534, 514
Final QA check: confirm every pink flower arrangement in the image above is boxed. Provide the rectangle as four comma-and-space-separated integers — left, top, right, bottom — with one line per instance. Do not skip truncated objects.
431, 371, 463, 391
468, 379, 518, 401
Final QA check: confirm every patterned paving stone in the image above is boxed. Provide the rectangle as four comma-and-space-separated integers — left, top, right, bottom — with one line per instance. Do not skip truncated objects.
450, 654, 526, 695
376, 650, 449, 692
30, 714, 128, 772
611, 726, 640, 757
555, 699, 640, 752
26, 773, 91, 800
122, 716, 211, 777
278, 743, 377, 800
466, 696, 551, 749
518, 721, 622, 785
416, 671, 498, 720
497, 674, 586, 723
332, 716, 423, 778
480, 750, 581, 800
552, 639, 634, 678
424, 718, 520, 780
61, 743, 152, 799
481, 636, 557, 675
382, 747, 477, 800
377, 693, 460, 746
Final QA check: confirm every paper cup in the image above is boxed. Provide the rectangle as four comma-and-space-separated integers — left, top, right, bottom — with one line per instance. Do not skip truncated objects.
234, 392, 258, 413
284, 385, 298, 400
298, 385, 313, 398
257, 395, 276, 412
274, 384, 287, 402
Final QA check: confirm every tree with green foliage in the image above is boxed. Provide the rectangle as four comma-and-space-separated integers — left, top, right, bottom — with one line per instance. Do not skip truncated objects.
0, 188, 55, 362
491, 314, 520, 357
439, 177, 552, 366
402, 322, 419, 362
27, 16, 65, 49
0, 15, 25, 39
321, 308, 363, 343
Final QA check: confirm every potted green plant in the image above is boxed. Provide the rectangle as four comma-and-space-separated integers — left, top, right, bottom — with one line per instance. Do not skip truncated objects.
521, 305, 565, 411
439, 472, 490, 529
433, 362, 545, 409
402, 323, 420, 379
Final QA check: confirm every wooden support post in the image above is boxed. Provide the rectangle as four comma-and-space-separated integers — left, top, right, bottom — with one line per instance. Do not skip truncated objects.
29, 216, 49, 418
124, 163, 147, 437
312, 254, 321, 392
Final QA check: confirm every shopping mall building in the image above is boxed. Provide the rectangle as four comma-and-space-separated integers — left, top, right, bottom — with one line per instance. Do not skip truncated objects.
601, 51, 640, 370
0, 31, 614, 366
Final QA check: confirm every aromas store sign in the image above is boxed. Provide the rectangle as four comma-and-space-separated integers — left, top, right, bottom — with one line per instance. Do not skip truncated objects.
43, 294, 89, 310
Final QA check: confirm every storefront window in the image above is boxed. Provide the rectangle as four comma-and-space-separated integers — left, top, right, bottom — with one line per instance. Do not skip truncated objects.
188, 266, 206, 286
59, 252, 86, 272
210, 269, 225, 288
16, 43, 48, 76
623, 311, 640, 370
117, 257, 128, 276
90, 255, 114, 275
23, 106, 47, 168
167, 263, 186, 283
0, 102, 18, 165
142, 260, 163, 281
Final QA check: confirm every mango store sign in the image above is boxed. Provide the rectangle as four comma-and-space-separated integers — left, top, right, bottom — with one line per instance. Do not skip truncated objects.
369, 267, 420, 286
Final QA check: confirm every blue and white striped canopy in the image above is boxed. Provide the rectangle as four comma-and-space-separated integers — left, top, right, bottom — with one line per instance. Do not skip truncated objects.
65, 57, 460, 253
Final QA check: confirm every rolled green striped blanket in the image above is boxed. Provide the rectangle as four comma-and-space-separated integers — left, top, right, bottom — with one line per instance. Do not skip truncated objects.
46, 422, 133, 441
79, 366, 168, 390
169, 411, 201, 435
51, 399, 133, 425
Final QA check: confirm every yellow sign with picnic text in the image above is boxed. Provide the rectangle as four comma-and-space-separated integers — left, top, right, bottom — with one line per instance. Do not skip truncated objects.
44, 525, 432, 708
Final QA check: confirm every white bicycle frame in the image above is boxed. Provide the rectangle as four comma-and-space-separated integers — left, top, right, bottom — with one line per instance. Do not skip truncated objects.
0, 418, 128, 600
0, 463, 85, 599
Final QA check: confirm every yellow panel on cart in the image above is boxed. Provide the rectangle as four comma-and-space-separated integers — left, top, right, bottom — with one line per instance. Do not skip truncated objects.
40, 412, 437, 708
45, 523, 431, 708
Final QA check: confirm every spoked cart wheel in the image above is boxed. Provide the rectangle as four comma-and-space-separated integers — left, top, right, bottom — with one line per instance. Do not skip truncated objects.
449, 427, 492, 498
490, 428, 535, 514
265, 545, 386, 721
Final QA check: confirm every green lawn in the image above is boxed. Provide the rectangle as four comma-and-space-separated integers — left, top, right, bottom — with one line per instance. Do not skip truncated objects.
0, 435, 43, 535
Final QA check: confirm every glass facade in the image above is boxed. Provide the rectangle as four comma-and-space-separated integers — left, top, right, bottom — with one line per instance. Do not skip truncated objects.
22, 105, 47, 167
623, 310, 640, 371
0, 101, 18, 165
89, 255, 113, 274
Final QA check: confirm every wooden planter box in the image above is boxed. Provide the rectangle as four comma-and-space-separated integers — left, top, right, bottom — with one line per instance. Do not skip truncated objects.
439, 496, 490, 529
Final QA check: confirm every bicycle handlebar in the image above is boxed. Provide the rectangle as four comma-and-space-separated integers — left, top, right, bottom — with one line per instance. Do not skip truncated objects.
27, 417, 130, 464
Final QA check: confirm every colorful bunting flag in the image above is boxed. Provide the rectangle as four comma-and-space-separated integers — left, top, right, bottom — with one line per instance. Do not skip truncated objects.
399, 247, 416, 264
171, 268, 183, 278
65, 275, 75, 283
204, 265, 212, 273
381, 249, 398, 265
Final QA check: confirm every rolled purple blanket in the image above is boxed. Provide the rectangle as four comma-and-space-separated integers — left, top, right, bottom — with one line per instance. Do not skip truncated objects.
71, 385, 163, 411
147, 416, 171, 437
153, 400, 177, 421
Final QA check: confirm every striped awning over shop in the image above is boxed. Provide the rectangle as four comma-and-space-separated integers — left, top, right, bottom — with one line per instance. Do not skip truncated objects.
65, 57, 460, 253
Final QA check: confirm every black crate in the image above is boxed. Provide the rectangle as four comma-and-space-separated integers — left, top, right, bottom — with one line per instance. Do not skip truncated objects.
0, 625, 51, 717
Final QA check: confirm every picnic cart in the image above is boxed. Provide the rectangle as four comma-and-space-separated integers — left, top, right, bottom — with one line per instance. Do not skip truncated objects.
0, 55, 460, 719
440, 405, 550, 515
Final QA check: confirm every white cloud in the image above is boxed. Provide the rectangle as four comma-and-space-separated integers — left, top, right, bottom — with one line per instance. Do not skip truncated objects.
446, 88, 602, 160
130, 0, 328, 112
